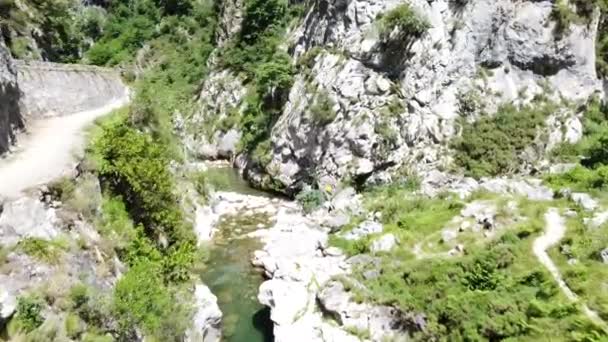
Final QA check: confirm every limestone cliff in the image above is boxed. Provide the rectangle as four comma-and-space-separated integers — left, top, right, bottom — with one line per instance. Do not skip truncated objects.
184, 0, 604, 193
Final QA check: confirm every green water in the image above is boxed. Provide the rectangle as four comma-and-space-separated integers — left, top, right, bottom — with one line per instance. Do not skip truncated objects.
199, 167, 274, 342
203, 166, 273, 197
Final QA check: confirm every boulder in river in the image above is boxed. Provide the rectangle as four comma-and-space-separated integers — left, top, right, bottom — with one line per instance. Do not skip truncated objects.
186, 284, 223, 342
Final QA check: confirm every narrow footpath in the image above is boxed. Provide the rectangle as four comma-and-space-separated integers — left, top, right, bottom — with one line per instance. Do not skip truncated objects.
0, 96, 128, 199
534, 208, 605, 327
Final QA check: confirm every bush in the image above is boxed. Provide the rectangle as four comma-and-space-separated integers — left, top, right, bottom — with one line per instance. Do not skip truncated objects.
239, 0, 286, 43
11, 295, 45, 333
113, 261, 190, 340
452, 103, 550, 178
296, 188, 327, 213
193, 171, 210, 197
310, 92, 337, 125
1, 0, 101, 62
544, 165, 603, 191
551, 0, 580, 33
348, 225, 598, 341
93, 119, 192, 246
65, 312, 84, 339
378, 4, 430, 38
329, 235, 370, 256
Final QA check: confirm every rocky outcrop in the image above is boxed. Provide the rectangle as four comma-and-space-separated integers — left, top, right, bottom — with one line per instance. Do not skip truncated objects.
15, 60, 127, 119
248, 187, 414, 341
186, 284, 223, 342
0, 44, 24, 155
264, 0, 602, 191
188, 0, 603, 193
0, 184, 120, 324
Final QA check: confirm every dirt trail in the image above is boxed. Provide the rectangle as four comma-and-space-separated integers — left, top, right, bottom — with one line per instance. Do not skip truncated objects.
0, 96, 128, 199
534, 208, 605, 326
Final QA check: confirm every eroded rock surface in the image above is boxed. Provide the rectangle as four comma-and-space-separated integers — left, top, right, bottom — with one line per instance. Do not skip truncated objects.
186, 0, 603, 193
186, 284, 223, 342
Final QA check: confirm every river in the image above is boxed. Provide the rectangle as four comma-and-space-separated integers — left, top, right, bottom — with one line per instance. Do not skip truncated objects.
198, 167, 274, 342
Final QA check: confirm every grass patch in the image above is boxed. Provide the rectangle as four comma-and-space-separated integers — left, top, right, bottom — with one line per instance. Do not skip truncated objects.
550, 213, 608, 321
361, 185, 463, 246
17, 237, 69, 264
329, 235, 371, 256
350, 224, 605, 340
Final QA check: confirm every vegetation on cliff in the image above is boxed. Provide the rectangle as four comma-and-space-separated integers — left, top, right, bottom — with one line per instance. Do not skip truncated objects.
11, 0, 223, 339
0, 0, 106, 61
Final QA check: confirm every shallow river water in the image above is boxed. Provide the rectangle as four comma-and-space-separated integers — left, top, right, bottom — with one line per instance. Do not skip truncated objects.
199, 167, 274, 342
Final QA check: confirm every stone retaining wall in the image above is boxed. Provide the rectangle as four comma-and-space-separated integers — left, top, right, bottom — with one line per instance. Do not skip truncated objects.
15, 59, 127, 119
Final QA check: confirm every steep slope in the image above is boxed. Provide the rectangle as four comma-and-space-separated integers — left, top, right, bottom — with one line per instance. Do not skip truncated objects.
184, 0, 603, 194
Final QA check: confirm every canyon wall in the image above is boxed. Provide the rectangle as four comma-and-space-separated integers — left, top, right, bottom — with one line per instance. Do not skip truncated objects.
185, 0, 604, 194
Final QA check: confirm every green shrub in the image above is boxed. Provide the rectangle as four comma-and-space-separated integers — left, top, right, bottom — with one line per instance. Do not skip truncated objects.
552, 0, 580, 33
349, 226, 600, 341
296, 188, 327, 213
456, 88, 484, 117
193, 172, 210, 197
386, 98, 404, 117
11, 295, 45, 333
374, 120, 399, 146
251, 138, 273, 167
93, 119, 192, 246
452, 103, 551, 178
47, 176, 76, 202
329, 235, 371, 256
310, 92, 337, 125
113, 261, 190, 340
239, 0, 286, 43
544, 165, 603, 191
1, 0, 102, 62
378, 4, 430, 38
218, 0, 303, 159
64, 312, 84, 339
96, 194, 137, 251
69, 284, 90, 310
254, 59, 294, 98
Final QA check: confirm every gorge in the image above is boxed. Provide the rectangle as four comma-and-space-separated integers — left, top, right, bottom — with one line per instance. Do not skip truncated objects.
2, 0, 608, 341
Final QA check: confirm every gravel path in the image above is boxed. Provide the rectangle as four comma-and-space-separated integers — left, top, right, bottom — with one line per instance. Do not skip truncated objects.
0, 95, 128, 199
534, 208, 605, 326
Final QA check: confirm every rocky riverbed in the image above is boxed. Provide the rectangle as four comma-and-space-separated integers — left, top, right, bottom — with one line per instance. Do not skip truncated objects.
191, 163, 418, 341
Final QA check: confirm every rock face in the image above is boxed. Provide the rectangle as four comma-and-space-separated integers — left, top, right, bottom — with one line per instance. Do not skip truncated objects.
187, 0, 603, 193
249, 187, 413, 341
0, 196, 61, 246
318, 281, 420, 340
0, 43, 24, 155
0, 188, 120, 324
186, 284, 223, 342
